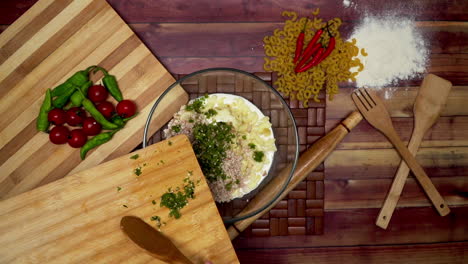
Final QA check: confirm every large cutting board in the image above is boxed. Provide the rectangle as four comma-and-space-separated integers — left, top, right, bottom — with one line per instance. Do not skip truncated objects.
0, 134, 239, 264
0, 0, 188, 199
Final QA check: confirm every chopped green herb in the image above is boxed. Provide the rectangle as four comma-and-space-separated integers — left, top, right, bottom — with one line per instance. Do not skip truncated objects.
235, 179, 240, 184
192, 122, 235, 182
185, 96, 206, 113
123, 205, 128, 208
134, 166, 142, 176
225, 181, 233, 191
253, 151, 265, 162
242, 135, 247, 140
248, 143, 256, 149
168, 141, 173, 146
188, 170, 193, 176
150, 216, 163, 228
171, 125, 181, 133
188, 119, 194, 123
117, 186, 122, 192
130, 154, 139, 160
160, 160, 165, 164
204, 108, 217, 118
160, 177, 196, 219
152, 200, 156, 205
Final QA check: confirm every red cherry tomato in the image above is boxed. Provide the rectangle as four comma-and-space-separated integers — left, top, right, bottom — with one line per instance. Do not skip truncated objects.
49, 125, 70, 145
87, 85, 108, 103
68, 129, 87, 148
82, 117, 102, 136
66, 107, 86, 126
96, 101, 115, 119
48, 108, 67, 125
116, 100, 136, 118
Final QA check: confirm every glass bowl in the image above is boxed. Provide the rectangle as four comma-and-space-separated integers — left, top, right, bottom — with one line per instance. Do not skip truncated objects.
143, 68, 299, 224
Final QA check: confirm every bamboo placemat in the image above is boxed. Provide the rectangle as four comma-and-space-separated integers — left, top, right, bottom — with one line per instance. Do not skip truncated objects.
149, 72, 325, 236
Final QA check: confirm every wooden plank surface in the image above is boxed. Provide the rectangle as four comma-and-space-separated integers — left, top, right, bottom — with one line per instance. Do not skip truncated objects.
0, 134, 239, 264
236, 242, 468, 264
0, 0, 188, 199
234, 206, 468, 248
1, 0, 468, 263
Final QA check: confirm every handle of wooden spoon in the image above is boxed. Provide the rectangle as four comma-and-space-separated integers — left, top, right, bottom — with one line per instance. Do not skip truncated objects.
376, 129, 424, 229
384, 129, 450, 217
227, 111, 363, 240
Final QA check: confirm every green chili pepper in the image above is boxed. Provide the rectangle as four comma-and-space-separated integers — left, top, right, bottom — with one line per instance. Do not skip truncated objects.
123, 113, 137, 122
68, 65, 96, 87
82, 98, 120, 130
111, 113, 138, 127
94, 66, 123, 101
36, 89, 52, 132
70, 80, 92, 107
72, 86, 120, 130
51, 82, 74, 97
50, 66, 96, 97
110, 115, 125, 127
52, 85, 75, 108
80, 129, 120, 160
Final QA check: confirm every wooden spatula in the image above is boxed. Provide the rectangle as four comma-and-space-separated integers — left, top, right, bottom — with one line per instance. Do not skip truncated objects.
121, 216, 193, 264
376, 74, 453, 229
351, 88, 450, 217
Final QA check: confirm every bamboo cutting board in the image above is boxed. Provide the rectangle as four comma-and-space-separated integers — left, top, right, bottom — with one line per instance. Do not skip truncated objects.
0, 134, 239, 264
0, 0, 188, 199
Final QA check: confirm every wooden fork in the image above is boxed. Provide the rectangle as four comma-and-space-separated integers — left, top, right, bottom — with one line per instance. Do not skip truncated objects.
351, 88, 450, 217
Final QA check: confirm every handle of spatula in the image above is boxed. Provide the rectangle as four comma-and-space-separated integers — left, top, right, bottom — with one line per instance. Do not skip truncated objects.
385, 130, 450, 217
376, 130, 424, 229
226, 111, 363, 240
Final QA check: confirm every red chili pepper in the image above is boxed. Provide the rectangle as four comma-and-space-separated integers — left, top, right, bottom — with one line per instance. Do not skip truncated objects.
298, 28, 323, 63
295, 42, 321, 71
316, 37, 336, 64
293, 21, 308, 63
297, 47, 324, 73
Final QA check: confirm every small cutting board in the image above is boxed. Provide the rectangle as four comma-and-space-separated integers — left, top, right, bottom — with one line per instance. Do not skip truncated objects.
0, 0, 188, 199
0, 134, 239, 264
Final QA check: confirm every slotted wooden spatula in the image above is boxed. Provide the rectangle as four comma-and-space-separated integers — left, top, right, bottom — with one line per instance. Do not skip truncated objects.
376, 74, 452, 229
351, 88, 450, 217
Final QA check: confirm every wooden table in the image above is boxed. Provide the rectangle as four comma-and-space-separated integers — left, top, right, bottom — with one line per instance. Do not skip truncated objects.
1, 1, 467, 263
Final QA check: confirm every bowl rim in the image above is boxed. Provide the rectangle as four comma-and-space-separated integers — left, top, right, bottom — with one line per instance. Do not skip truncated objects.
142, 67, 299, 224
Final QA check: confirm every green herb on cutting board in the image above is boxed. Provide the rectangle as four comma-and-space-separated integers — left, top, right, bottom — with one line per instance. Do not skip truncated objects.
160, 177, 196, 219
134, 166, 142, 176
130, 154, 139, 160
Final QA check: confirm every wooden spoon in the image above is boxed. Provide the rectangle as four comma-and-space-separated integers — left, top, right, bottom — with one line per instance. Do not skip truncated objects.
376, 74, 453, 229
120, 216, 193, 264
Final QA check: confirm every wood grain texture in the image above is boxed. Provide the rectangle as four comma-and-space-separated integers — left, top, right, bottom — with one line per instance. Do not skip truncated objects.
127, 22, 468, 57
2, 0, 468, 24
0, 135, 239, 264
234, 206, 468, 248
0, 0, 188, 199
1, 0, 468, 262
326, 116, 468, 150
325, 176, 468, 209
236, 242, 468, 264
327, 86, 468, 119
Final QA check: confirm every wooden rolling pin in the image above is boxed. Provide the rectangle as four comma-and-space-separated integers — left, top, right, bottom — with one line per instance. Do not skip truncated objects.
227, 111, 362, 240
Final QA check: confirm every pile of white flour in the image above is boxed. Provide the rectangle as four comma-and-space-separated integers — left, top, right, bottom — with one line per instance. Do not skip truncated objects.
350, 15, 428, 88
